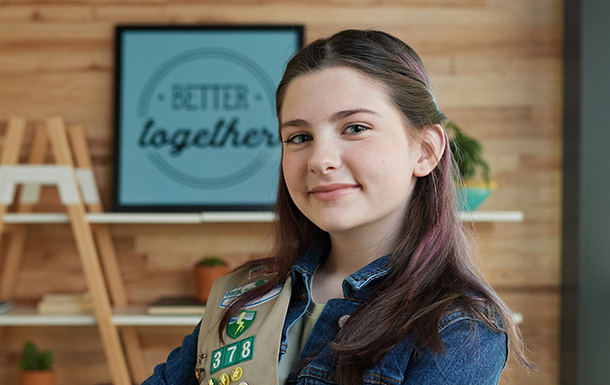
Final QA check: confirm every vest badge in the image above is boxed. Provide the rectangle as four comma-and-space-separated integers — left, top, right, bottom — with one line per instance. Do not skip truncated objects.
227, 310, 256, 338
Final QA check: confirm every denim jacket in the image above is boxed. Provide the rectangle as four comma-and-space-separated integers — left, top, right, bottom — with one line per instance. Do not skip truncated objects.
143, 239, 508, 385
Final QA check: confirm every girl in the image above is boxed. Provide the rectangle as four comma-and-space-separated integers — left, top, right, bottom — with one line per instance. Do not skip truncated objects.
143, 29, 528, 385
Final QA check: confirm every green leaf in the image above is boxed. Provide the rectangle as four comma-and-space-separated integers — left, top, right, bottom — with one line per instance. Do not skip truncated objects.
19, 341, 53, 370
197, 256, 227, 266
446, 120, 491, 184
22, 342, 39, 370
39, 351, 54, 370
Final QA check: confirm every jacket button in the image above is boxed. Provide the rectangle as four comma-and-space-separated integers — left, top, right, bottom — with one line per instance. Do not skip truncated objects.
338, 314, 350, 328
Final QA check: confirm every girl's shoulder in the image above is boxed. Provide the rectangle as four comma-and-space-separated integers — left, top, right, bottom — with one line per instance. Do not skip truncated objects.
438, 293, 506, 333
403, 295, 509, 384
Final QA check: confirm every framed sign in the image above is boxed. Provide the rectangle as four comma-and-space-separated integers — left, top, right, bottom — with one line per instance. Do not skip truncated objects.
112, 25, 303, 212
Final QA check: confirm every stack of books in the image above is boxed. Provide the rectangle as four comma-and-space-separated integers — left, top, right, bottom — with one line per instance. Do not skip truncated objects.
37, 292, 94, 315
147, 296, 206, 315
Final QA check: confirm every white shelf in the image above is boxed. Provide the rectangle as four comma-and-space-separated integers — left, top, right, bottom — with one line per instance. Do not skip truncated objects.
0, 305, 523, 326
200, 212, 275, 223
113, 306, 202, 326
3, 211, 522, 224
0, 305, 201, 327
88, 213, 201, 224
0, 306, 96, 326
459, 210, 524, 222
3, 213, 70, 223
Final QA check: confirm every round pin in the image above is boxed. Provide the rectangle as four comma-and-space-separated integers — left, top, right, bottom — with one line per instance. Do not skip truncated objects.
338, 314, 350, 328
208, 378, 217, 385
219, 373, 230, 385
230, 367, 243, 381
239, 382, 248, 385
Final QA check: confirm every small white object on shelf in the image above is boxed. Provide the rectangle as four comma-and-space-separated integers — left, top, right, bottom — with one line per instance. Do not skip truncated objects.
37, 292, 94, 315
511, 310, 524, 325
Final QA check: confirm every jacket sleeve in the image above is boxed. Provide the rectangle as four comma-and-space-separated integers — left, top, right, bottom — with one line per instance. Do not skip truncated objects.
141, 321, 201, 385
403, 318, 508, 385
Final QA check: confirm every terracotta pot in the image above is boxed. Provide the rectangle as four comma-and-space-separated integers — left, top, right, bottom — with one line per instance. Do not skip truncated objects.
194, 264, 230, 303
19, 370, 54, 385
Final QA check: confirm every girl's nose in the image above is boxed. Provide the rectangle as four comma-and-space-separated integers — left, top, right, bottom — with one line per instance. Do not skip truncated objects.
307, 137, 341, 175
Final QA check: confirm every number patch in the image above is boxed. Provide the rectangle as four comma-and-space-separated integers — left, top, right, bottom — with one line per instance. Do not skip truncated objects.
210, 336, 255, 374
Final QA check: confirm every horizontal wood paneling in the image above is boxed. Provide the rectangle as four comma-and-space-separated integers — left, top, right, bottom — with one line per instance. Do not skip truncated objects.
0, 0, 562, 384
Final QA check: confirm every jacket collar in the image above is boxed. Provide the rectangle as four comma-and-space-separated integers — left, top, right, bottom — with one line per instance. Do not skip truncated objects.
291, 235, 392, 300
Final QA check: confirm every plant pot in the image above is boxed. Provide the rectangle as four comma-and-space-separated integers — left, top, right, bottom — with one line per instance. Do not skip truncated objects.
194, 264, 230, 303
458, 182, 497, 211
19, 370, 54, 385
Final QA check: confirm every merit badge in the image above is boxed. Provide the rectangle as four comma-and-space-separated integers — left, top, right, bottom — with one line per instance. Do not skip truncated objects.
220, 284, 283, 308
248, 265, 276, 279
219, 280, 266, 308
230, 367, 243, 381
210, 336, 255, 374
227, 311, 256, 339
219, 373, 230, 385
226, 280, 266, 298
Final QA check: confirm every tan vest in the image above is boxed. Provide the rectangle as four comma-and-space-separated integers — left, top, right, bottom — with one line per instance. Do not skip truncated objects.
196, 266, 292, 385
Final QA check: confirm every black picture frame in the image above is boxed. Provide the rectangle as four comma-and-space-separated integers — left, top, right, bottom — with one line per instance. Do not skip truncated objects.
112, 25, 304, 212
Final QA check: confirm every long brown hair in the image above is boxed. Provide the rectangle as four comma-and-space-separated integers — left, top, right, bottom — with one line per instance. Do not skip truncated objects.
221, 29, 530, 383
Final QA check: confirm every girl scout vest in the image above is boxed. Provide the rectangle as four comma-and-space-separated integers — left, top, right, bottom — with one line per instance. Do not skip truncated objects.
196, 266, 292, 385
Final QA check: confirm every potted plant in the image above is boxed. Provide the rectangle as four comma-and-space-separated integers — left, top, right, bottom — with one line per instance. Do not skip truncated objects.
18, 341, 54, 385
194, 256, 229, 303
446, 120, 495, 211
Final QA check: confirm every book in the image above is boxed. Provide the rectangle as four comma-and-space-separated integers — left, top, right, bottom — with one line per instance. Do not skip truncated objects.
0, 301, 13, 315
37, 292, 94, 315
40, 292, 92, 305
147, 296, 206, 315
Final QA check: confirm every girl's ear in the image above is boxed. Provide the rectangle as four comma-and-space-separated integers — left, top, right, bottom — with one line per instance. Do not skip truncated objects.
414, 124, 446, 177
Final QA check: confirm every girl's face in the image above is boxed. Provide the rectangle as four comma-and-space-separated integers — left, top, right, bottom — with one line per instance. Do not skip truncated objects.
280, 66, 428, 237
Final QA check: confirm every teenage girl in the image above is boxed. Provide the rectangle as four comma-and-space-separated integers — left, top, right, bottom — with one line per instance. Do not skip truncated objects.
143, 29, 529, 385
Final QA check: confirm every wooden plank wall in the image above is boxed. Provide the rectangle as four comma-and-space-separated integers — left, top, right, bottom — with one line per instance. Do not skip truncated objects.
0, 0, 562, 384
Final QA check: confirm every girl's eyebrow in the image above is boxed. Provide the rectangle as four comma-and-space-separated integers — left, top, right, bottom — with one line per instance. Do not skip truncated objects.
330, 108, 379, 122
280, 108, 379, 131
280, 118, 309, 131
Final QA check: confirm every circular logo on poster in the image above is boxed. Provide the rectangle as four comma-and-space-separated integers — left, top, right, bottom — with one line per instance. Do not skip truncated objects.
135, 48, 279, 189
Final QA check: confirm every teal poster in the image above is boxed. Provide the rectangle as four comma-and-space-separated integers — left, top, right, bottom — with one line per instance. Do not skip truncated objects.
113, 26, 302, 211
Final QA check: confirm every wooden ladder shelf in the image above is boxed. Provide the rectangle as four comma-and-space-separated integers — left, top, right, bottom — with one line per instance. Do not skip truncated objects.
0, 116, 148, 384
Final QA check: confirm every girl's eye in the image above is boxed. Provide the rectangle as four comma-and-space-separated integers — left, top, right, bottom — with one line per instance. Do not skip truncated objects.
284, 133, 312, 144
345, 124, 370, 135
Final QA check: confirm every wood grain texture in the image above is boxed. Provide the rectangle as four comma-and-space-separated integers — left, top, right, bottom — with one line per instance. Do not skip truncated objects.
0, 0, 563, 384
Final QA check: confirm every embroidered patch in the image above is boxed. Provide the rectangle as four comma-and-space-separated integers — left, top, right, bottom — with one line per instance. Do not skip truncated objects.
220, 284, 283, 308
248, 265, 276, 279
227, 311, 256, 339
225, 280, 266, 297
210, 336, 255, 374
